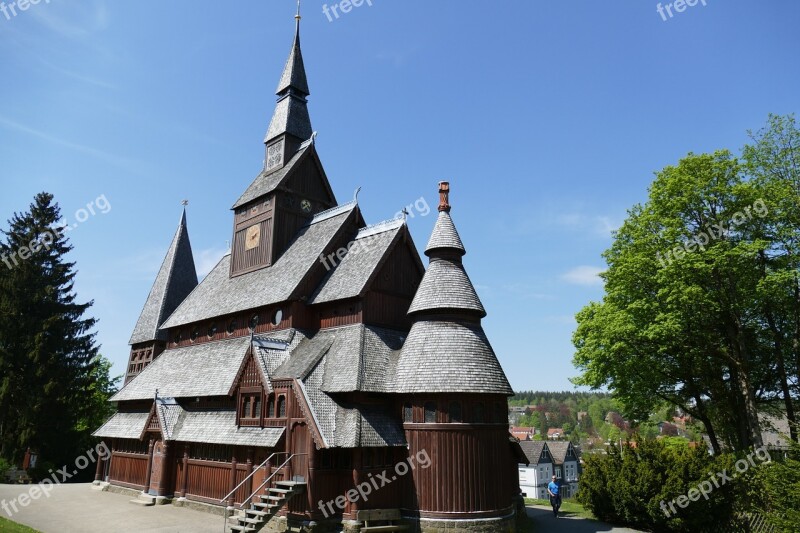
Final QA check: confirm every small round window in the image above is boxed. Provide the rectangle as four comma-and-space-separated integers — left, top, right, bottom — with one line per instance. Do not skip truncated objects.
226, 320, 237, 335
207, 324, 218, 339
190, 328, 199, 342
249, 314, 260, 332
173, 332, 183, 345
272, 309, 283, 326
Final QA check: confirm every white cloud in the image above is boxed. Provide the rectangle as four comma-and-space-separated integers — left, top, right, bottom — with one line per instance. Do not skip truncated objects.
560, 266, 605, 287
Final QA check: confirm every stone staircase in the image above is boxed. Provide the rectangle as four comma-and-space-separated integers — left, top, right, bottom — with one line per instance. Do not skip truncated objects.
227, 480, 306, 533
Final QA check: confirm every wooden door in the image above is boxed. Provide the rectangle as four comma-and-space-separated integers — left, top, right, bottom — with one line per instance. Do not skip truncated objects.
148, 440, 164, 495
291, 423, 308, 482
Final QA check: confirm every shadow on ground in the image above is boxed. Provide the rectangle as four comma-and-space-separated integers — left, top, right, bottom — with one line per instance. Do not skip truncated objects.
526, 505, 645, 532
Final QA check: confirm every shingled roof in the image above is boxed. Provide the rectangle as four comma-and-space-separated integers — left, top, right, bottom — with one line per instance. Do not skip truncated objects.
161, 204, 358, 328
300, 353, 405, 448
129, 210, 198, 345
111, 336, 251, 401
392, 183, 511, 395
171, 410, 284, 447
388, 320, 512, 394
425, 211, 465, 256
407, 257, 485, 317
232, 142, 311, 209
92, 411, 150, 439
309, 219, 415, 304
547, 441, 577, 465
265, 16, 312, 144
519, 440, 549, 465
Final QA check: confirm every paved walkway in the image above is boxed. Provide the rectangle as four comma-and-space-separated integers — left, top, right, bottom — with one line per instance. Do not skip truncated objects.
526, 505, 645, 532
0, 484, 645, 533
0, 483, 222, 533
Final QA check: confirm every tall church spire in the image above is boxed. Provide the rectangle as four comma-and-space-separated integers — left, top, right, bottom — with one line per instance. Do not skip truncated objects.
264, 3, 312, 171
129, 208, 198, 345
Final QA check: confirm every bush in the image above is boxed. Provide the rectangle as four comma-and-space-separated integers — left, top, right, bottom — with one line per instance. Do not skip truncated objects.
745, 440, 800, 532
577, 438, 740, 532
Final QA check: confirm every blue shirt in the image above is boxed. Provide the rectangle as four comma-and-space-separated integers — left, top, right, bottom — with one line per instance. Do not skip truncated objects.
548, 481, 560, 496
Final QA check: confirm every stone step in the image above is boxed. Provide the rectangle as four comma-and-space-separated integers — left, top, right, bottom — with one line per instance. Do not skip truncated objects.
229, 526, 257, 533
361, 527, 409, 533
246, 510, 269, 519
129, 494, 156, 507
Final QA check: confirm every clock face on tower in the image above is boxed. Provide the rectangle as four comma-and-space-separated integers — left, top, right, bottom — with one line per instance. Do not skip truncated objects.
244, 224, 261, 251
301, 199, 312, 213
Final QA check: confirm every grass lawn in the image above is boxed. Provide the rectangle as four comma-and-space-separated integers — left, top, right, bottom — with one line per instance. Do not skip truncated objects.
525, 497, 596, 520
0, 516, 39, 532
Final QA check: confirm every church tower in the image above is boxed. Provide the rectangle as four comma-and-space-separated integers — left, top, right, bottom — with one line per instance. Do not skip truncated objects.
391, 183, 518, 526
229, 7, 336, 277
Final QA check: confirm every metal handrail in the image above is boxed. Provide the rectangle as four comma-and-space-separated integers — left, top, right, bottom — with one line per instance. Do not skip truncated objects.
219, 452, 307, 533
219, 452, 286, 505
240, 453, 308, 510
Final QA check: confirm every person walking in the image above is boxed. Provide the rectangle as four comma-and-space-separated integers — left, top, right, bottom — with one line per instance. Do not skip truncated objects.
547, 474, 562, 518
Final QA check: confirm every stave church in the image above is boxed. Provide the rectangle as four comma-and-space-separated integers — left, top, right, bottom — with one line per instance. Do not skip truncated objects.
93, 6, 525, 533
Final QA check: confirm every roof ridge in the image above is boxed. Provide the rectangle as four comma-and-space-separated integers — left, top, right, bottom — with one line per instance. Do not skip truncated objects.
356, 217, 404, 239
306, 200, 357, 226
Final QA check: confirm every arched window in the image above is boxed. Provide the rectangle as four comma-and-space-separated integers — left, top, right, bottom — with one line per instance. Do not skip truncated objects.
494, 402, 506, 423
267, 395, 275, 418
449, 401, 462, 423
474, 403, 485, 423
403, 403, 413, 423
278, 395, 287, 418
424, 401, 437, 423
241, 396, 251, 419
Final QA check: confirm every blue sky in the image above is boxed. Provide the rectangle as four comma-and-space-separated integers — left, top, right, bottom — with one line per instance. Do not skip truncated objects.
1, 0, 798, 392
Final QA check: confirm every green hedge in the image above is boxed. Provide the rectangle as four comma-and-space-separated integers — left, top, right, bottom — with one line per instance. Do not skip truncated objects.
577, 439, 741, 532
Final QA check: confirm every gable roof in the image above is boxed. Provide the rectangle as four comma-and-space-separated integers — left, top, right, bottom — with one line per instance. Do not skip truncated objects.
519, 441, 549, 465
161, 203, 358, 329
232, 142, 333, 210
300, 354, 405, 449
308, 219, 408, 304
111, 336, 251, 401
129, 210, 198, 344
270, 323, 406, 394
547, 441, 576, 465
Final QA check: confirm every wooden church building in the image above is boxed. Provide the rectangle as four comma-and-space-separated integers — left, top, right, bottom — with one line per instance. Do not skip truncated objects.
94, 8, 523, 533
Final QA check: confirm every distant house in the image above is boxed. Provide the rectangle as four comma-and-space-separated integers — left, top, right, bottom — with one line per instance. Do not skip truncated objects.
517, 441, 553, 500
547, 441, 580, 498
511, 426, 536, 441
760, 413, 792, 451
658, 422, 680, 436
547, 428, 564, 440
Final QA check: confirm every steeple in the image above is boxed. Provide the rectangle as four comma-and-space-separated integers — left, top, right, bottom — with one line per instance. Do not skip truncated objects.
407, 182, 484, 317
388, 182, 511, 395
129, 208, 199, 345
264, 3, 313, 172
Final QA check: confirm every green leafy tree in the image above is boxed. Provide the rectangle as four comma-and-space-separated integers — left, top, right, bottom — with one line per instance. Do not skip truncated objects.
0, 193, 102, 470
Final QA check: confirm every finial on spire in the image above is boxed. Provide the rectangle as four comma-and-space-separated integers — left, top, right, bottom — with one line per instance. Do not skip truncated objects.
295, 0, 302, 32
438, 182, 451, 212
181, 199, 189, 206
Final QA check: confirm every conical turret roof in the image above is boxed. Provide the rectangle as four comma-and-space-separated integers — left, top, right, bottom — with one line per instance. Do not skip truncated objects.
389, 182, 512, 395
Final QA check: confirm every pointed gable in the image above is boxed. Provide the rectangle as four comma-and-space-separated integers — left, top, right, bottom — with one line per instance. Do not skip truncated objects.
129, 210, 198, 345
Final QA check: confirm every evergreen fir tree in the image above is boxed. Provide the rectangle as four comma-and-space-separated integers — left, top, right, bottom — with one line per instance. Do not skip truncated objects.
0, 192, 100, 470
